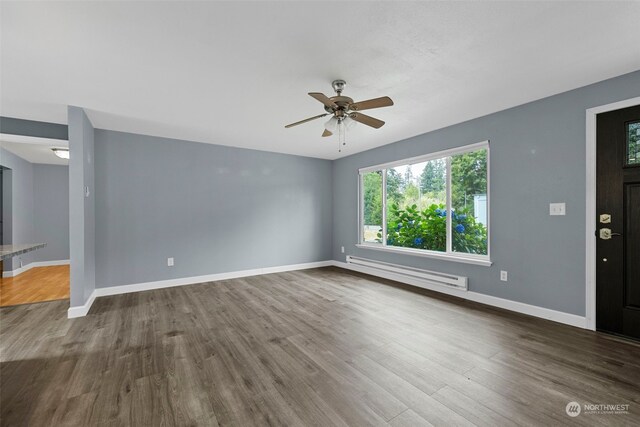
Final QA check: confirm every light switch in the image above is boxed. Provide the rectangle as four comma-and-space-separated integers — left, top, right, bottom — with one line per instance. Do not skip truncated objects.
549, 203, 565, 216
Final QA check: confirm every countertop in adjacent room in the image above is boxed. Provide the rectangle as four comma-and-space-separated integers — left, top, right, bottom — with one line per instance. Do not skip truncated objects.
0, 243, 47, 260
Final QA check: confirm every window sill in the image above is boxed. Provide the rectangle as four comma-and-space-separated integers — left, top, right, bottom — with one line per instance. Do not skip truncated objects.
355, 244, 493, 267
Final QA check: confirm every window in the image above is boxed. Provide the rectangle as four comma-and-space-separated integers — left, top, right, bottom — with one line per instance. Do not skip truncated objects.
627, 120, 640, 165
358, 141, 490, 265
362, 170, 383, 243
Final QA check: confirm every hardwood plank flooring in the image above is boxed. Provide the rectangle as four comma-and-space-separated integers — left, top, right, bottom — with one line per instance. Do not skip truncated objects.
0, 265, 69, 307
1, 267, 639, 426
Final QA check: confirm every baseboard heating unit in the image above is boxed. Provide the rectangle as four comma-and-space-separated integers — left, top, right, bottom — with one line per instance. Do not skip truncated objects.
346, 255, 468, 291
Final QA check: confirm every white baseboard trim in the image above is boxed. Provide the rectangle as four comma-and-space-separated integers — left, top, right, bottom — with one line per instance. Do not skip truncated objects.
67, 290, 96, 318
3, 259, 70, 278
66, 259, 587, 329
2, 264, 30, 278
467, 290, 587, 329
332, 261, 587, 329
68, 260, 334, 318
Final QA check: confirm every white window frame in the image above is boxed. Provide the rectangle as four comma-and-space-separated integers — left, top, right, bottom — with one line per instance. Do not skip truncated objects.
357, 140, 492, 267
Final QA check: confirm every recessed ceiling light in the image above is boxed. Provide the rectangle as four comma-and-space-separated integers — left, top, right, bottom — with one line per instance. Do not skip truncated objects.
52, 148, 69, 159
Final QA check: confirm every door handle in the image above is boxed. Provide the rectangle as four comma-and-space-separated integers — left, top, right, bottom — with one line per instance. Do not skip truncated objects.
599, 228, 622, 240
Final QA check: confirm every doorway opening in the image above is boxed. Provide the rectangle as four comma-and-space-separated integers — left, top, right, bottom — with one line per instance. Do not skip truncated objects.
0, 137, 70, 307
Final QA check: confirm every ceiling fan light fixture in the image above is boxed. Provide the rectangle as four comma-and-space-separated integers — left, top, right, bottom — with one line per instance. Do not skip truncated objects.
52, 148, 70, 159
344, 116, 357, 130
324, 116, 339, 133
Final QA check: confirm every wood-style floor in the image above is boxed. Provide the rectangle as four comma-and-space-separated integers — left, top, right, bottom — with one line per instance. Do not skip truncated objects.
1, 267, 639, 426
0, 265, 69, 307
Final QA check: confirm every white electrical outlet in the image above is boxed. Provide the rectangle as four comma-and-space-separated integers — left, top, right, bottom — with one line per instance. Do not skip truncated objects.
167, 257, 174, 267
341, 246, 345, 253
500, 270, 508, 282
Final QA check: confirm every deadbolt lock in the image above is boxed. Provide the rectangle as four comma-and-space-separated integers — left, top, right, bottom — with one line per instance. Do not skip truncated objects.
599, 214, 611, 224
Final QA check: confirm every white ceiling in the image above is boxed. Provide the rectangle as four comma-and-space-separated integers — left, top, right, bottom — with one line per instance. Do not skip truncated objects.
1, 1, 639, 160
0, 134, 69, 165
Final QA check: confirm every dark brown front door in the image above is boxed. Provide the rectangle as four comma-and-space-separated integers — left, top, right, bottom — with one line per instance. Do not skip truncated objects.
596, 105, 640, 340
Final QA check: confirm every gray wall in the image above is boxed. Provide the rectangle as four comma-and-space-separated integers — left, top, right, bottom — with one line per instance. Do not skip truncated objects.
33, 165, 70, 262
0, 147, 35, 270
94, 129, 333, 288
1, 167, 12, 248
68, 106, 95, 306
333, 70, 640, 316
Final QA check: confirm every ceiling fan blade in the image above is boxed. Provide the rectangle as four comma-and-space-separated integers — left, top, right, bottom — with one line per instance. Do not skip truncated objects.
285, 113, 328, 128
308, 92, 338, 109
349, 112, 385, 129
322, 129, 332, 137
350, 96, 394, 111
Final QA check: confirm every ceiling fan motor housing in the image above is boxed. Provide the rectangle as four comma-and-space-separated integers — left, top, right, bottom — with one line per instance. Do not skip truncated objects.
324, 96, 353, 115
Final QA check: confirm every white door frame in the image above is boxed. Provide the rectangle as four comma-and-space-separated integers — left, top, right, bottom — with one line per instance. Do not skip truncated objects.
585, 96, 640, 330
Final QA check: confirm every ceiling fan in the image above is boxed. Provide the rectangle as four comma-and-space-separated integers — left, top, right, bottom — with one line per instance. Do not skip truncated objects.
285, 80, 394, 139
